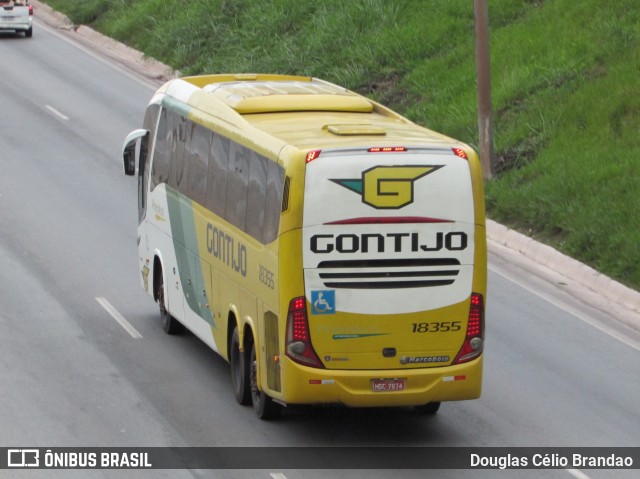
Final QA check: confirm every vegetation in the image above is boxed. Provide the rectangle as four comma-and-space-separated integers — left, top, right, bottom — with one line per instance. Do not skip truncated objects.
41, 0, 640, 289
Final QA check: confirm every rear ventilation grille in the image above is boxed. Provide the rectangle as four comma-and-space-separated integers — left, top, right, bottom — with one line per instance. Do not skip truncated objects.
264, 311, 281, 392
317, 258, 460, 289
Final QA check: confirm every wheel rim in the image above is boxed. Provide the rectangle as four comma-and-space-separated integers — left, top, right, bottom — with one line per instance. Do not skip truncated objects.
159, 286, 169, 328
232, 341, 242, 391
158, 278, 173, 332
250, 347, 262, 408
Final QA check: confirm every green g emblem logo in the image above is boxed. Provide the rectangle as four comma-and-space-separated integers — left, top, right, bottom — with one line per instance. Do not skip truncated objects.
331, 165, 442, 209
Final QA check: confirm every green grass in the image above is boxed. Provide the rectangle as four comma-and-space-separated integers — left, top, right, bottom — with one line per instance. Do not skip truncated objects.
40, 0, 640, 289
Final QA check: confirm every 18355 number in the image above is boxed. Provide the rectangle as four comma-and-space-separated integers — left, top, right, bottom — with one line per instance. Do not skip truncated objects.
412, 321, 461, 333
258, 264, 275, 289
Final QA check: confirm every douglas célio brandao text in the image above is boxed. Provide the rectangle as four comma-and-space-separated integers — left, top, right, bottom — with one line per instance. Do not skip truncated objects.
470, 452, 634, 469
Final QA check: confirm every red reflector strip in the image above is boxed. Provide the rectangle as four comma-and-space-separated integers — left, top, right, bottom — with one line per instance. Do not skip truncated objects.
368, 146, 407, 153
442, 375, 466, 382
325, 216, 453, 225
309, 379, 335, 385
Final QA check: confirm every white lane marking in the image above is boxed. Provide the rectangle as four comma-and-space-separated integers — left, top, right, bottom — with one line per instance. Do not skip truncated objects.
490, 265, 640, 353
96, 297, 143, 339
566, 469, 592, 479
270, 474, 288, 479
45, 105, 69, 121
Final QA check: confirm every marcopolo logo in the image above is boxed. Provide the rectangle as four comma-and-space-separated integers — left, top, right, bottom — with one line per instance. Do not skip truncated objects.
331, 165, 442, 209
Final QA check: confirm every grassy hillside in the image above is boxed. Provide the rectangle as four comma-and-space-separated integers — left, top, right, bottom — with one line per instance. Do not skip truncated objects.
41, 0, 640, 289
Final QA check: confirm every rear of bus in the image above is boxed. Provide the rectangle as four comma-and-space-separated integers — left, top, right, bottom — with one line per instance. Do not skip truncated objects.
282, 144, 486, 409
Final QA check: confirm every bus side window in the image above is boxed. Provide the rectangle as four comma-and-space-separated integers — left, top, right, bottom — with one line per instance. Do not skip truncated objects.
246, 151, 267, 241
169, 115, 188, 192
185, 122, 210, 205
205, 133, 230, 218
150, 108, 171, 189
264, 162, 285, 244
225, 143, 249, 231
139, 104, 160, 222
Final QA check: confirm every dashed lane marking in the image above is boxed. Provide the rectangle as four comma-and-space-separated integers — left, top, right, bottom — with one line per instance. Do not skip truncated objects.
96, 297, 143, 339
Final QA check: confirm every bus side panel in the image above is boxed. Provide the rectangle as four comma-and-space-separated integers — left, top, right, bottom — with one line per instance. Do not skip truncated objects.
145, 185, 185, 324
151, 182, 282, 358
192, 206, 280, 361
161, 188, 219, 351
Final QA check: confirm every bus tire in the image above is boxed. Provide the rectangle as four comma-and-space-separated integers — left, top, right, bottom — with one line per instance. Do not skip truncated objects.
250, 342, 281, 420
414, 402, 441, 415
230, 326, 251, 405
157, 270, 185, 335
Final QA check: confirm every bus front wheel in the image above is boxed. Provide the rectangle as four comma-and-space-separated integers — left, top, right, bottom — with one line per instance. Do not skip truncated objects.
157, 270, 185, 335
250, 342, 281, 420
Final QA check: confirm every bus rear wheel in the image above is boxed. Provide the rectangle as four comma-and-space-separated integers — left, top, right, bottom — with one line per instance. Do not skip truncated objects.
250, 342, 281, 420
157, 270, 185, 335
230, 327, 251, 405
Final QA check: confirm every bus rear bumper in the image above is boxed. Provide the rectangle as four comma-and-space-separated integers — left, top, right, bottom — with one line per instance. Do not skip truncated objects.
278, 357, 482, 407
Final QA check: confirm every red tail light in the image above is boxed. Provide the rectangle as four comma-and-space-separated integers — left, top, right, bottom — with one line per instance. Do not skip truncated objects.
452, 147, 468, 160
305, 150, 321, 163
28, 5, 33, 15
453, 293, 484, 364
285, 297, 324, 368
368, 146, 407, 153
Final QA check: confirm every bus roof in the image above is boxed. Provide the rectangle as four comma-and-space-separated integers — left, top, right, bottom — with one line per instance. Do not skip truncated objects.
163, 73, 464, 158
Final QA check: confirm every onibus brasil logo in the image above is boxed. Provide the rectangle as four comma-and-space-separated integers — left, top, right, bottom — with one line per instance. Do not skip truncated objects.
331, 165, 442, 209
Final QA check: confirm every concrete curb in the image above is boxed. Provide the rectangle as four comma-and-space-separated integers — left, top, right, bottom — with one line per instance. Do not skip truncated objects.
31, 0, 71, 30
32, 1, 639, 321
487, 220, 640, 315
32, 1, 176, 84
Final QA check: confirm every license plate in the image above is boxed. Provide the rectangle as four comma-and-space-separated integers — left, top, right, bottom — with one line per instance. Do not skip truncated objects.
2, 16, 15, 21
371, 378, 406, 392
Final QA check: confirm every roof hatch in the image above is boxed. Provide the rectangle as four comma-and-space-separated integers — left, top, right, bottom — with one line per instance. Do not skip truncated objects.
202, 81, 373, 114
324, 124, 387, 136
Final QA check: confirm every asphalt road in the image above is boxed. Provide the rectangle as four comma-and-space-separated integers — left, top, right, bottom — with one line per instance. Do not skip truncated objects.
0, 18, 638, 479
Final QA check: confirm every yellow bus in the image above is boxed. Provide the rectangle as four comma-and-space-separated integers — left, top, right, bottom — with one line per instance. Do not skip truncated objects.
123, 74, 487, 419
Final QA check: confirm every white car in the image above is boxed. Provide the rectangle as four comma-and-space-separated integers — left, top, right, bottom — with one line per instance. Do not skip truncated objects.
0, 1, 33, 38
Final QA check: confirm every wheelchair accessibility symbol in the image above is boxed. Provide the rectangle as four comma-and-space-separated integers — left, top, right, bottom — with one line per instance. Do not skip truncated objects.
311, 290, 335, 315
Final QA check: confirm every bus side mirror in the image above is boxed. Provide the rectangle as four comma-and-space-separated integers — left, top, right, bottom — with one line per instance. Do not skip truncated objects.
122, 129, 148, 176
